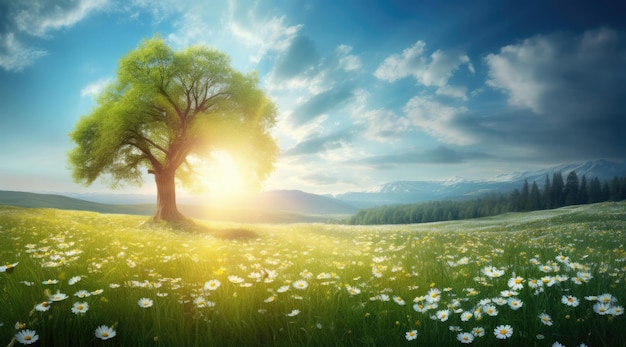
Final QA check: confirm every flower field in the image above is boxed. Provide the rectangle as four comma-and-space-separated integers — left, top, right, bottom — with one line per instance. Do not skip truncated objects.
1, 202, 625, 346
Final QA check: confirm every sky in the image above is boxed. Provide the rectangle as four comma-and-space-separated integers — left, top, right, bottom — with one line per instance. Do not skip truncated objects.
1, 0, 626, 199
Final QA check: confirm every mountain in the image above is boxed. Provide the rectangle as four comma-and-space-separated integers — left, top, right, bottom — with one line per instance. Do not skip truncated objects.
336, 159, 626, 208
0, 190, 355, 223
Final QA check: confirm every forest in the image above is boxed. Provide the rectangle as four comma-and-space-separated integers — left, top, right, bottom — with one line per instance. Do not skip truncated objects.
346, 171, 626, 225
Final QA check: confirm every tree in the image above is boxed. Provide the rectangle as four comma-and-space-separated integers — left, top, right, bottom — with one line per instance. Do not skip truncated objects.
564, 171, 579, 206
68, 37, 278, 223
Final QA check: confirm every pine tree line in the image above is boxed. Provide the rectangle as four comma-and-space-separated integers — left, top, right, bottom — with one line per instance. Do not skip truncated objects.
346, 171, 626, 225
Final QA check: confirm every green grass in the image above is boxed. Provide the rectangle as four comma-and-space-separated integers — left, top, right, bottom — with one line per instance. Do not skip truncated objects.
1, 202, 625, 346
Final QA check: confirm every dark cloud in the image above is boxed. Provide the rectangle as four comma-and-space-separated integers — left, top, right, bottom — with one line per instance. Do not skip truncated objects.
283, 128, 357, 156
477, 27, 626, 162
289, 87, 355, 126
273, 34, 319, 81
350, 146, 492, 169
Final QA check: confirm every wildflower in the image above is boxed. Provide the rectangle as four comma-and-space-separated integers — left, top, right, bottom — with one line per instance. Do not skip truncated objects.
541, 276, 556, 287
553, 342, 565, 347
500, 290, 518, 298
494, 324, 513, 339
426, 288, 441, 303
293, 280, 308, 290
43, 279, 58, 285
492, 297, 507, 306
193, 296, 208, 308
405, 330, 418, 341
460, 311, 473, 321
507, 297, 523, 310
484, 304, 499, 316
539, 313, 553, 326
561, 295, 580, 307
34, 301, 50, 312
15, 322, 26, 329
109, 283, 121, 288
378, 294, 390, 301
286, 309, 300, 317
597, 293, 616, 304
372, 266, 383, 278
449, 326, 461, 332
74, 290, 91, 298
471, 327, 485, 337
457, 332, 474, 344
68, 276, 82, 285
49, 291, 68, 302
91, 289, 104, 295
277, 285, 290, 293
528, 278, 542, 289
346, 286, 361, 295
138, 297, 153, 308
436, 309, 450, 322
593, 302, 610, 315
393, 296, 406, 306
228, 276, 244, 284
413, 303, 428, 313
95, 325, 116, 340
15, 329, 39, 345
609, 305, 624, 316
204, 279, 221, 291
71, 302, 89, 314
482, 266, 504, 278
0, 262, 18, 273
507, 276, 524, 290
264, 295, 275, 303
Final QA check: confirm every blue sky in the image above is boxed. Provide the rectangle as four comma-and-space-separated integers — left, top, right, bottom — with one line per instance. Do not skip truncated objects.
1, 0, 625, 198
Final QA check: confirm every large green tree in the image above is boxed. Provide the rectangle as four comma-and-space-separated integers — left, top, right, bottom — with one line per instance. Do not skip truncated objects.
68, 37, 278, 223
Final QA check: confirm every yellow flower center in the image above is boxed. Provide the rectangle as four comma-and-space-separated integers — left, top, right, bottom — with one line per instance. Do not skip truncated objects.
515, 278, 522, 284
24, 336, 32, 341
102, 332, 108, 337
500, 329, 507, 335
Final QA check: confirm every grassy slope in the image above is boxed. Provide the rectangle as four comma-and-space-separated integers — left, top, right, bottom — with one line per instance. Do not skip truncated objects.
0, 202, 624, 346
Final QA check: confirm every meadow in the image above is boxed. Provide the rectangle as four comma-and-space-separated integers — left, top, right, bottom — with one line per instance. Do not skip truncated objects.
0, 202, 625, 346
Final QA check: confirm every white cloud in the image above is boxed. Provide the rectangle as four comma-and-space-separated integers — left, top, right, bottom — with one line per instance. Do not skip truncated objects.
375, 40, 472, 100
81, 77, 113, 98
336, 44, 362, 72
485, 27, 626, 117
13, 0, 110, 38
403, 96, 472, 145
0, 33, 47, 72
354, 108, 411, 143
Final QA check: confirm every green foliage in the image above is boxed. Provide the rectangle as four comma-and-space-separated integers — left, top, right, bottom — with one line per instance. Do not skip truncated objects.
1, 203, 625, 346
68, 36, 278, 190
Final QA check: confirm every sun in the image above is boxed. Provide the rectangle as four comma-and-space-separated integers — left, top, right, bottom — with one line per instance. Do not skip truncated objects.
192, 150, 250, 199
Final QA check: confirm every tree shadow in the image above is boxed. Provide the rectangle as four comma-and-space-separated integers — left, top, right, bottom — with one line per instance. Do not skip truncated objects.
140, 218, 259, 240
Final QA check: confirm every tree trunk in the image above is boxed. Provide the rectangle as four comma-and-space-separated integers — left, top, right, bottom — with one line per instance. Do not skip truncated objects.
152, 169, 185, 222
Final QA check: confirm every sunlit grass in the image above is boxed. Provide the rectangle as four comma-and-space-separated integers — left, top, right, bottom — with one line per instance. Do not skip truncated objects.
1, 203, 625, 346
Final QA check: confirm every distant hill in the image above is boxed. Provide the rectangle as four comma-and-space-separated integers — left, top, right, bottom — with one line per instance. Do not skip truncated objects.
336, 159, 626, 208
0, 190, 349, 223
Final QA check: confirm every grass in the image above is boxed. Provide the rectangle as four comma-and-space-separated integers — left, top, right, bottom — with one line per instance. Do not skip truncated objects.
0, 202, 625, 346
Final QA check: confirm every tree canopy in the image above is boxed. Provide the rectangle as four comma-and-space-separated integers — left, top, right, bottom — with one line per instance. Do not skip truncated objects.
68, 37, 278, 222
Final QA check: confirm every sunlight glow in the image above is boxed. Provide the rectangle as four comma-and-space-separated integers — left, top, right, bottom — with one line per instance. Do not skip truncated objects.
194, 150, 250, 201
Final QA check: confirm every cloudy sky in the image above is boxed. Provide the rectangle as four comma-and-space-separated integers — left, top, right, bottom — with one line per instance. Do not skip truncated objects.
1, 0, 625, 198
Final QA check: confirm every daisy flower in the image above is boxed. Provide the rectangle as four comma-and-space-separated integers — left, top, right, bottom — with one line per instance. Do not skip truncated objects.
0, 262, 18, 273
68, 276, 82, 285
507, 297, 523, 310
71, 302, 89, 314
42, 279, 58, 285
138, 297, 154, 308
74, 290, 91, 298
405, 330, 418, 341
95, 325, 116, 340
483, 304, 499, 316
228, 276, 244, 284
539, 313, 553, 326
346, 286, 361, 295
460, 311, 473, 322
15, 329, 39, 345
553, 342, 565, 347
528, 278, 542, 289
593, 302, 610, 315
277, 285, 290, 293
457, 332, 474, 344
507, 276, 524, 290
597, 293, 616, 304
193, 296, 208, 308
561, 295, 580, 307
436, 309, 450, 322
204, 279, 221, 291
494, 324, 513, 339
426, 288, 441, 303
49, 291, 68, 302
293, 279, 308, 290
413, 303, 428, 313
609, 305, 624, 316
393, 296, 406, 306
471, 327, 485, 337
35, 302, 50, 312
286, 309, 300, 317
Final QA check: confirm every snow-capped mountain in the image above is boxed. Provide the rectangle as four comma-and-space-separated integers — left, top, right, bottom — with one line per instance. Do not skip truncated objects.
336, 160, 626, 208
